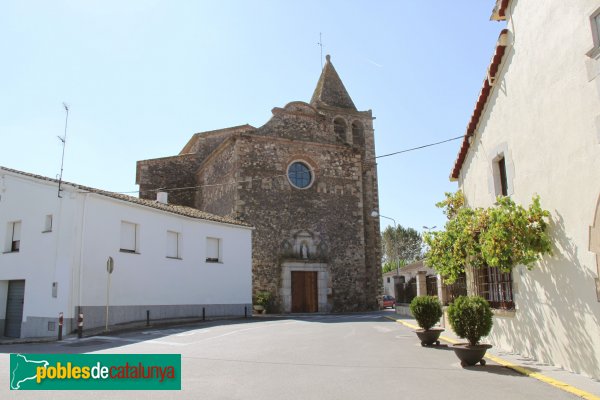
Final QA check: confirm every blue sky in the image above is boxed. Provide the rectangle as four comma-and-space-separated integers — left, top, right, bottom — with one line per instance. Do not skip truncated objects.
0, 1, 504, 233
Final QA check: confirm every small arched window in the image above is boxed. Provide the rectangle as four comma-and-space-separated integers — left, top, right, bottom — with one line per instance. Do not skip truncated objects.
334, 118, 347, 142
352, 121, 364, 146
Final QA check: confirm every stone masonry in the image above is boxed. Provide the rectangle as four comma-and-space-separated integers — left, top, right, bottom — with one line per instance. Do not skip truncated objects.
137, 55, 382, 312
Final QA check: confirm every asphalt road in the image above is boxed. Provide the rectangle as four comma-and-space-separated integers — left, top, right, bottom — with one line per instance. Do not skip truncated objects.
0, 311, 580, 399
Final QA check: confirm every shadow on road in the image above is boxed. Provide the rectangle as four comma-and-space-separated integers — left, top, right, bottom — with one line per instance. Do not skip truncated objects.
0, 312, 395, 354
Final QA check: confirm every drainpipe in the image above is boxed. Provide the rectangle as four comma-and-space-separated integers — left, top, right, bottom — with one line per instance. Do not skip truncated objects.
77, 193, 89, 331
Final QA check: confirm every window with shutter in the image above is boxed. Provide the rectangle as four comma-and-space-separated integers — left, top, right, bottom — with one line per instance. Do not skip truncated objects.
11, 221, 21, 252
43, 215, 53, 233
120, 221, 138, 253
206, 237, 220, 262
167, 231, 180, 259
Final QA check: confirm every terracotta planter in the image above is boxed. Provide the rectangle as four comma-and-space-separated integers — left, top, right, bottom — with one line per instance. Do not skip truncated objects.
253, 305, 265, 314
415, 328, 444, 346
452, 343, 492, 367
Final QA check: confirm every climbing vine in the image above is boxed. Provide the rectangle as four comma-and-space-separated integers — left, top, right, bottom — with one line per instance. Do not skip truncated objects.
423, 191, 552, 283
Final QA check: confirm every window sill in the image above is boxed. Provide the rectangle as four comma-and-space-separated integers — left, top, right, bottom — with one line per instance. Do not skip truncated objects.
587, 46, 600, 59
2, 251, 19, 254
166, 256, 182, 260
492, 308, 516, 318
120, 249, 140, 255
205, 260, 222, 264
41, 230, 52, 234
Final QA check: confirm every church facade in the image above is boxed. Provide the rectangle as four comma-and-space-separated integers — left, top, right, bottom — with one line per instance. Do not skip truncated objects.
136, 56, 382, 312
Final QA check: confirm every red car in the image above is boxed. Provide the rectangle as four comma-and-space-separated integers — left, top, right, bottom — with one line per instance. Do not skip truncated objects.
380, 295, 395, 309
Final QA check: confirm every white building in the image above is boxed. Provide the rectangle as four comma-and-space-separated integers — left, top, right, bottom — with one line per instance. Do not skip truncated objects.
0, 167, 253, 338
451, 0, 600, 379
382, 270, 396, 297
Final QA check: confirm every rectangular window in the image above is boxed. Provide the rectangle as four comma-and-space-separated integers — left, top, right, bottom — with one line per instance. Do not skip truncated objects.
471, 266, 514, 310
43, 215, 53, 232
498, 157, 508, 196
493, 155, 509, 197
589, 9, 600, 57
206, 237, 221, 263
9, 221, 21, 252
166, 231, 180, 259
120, 221, 138, 253
386, 277, 390, 283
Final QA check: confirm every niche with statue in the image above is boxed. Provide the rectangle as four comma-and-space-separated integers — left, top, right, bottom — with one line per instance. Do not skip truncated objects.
280, 230, 328, 261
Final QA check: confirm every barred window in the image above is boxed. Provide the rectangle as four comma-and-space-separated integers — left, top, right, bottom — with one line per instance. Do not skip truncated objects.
471, 266, 514, 309
442, 273, 468, 305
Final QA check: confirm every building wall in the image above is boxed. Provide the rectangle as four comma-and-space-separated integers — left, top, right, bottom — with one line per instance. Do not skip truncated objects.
137, 153, 202, 207
457, 0, 600, 379
78, 194, 252, 328
137, 126, 255, 207
0, 171, 252, 337
0, 173, 81, 337
222, 102, 381, 312
135, 66, 382, 313
196, 140, 238, 217
382, 273, 395, 297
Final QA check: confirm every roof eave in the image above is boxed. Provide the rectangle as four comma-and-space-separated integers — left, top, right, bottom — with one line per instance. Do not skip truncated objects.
490, 0, 510, 21
450, 29, 509, 181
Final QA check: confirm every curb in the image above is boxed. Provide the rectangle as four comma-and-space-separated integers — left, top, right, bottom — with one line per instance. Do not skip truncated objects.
0, 316, 252, 346
384, 316, 600, 400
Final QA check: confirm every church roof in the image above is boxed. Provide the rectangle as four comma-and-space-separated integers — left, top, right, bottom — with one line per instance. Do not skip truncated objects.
310, 55, 357, 111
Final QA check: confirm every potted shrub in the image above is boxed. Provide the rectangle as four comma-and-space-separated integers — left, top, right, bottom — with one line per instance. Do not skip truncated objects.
409, 295, 444, 346
447, 295, 493, 367
253, 291, 271, 314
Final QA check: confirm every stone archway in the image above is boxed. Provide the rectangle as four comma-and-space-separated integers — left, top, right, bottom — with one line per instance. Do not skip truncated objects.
590, 195, 600, 301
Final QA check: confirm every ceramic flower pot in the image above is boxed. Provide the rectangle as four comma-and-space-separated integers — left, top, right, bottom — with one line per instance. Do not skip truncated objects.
415, 328, 444, 346
452, 343, 493, 367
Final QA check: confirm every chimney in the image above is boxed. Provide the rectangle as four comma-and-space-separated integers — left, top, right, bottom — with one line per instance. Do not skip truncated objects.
156, 191, 168, 204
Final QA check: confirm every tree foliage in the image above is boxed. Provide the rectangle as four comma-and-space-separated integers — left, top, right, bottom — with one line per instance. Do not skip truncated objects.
381, 224, 423, 265
382, 260, 407, 274
423, 191, 552, 283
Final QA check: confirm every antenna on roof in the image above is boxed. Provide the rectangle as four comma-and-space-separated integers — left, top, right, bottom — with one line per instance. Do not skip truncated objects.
317, 32, 324, 69
57, 102, 69, 198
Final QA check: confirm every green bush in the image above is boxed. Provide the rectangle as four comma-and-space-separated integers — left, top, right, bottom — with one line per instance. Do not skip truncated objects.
424, 191, 552, 284
255, 291, 272, 308
409, 296, 443, 331
447, 296, 493, 346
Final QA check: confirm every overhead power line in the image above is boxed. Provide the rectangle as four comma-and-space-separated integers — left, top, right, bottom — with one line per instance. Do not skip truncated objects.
374, 135, 463, 159
104, 134, 464, 195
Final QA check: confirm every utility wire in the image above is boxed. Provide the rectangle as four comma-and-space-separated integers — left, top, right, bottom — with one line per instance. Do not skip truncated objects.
374, 135, 463, 159
103, 134, 464, 195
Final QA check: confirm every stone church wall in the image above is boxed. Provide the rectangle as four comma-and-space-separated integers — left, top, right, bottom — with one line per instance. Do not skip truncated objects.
196, 140, 238, 217
232, 131, 370, 311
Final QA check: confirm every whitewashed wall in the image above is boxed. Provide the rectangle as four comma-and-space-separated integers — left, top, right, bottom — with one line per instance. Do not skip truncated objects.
0, 173, 78, 337
79, 194, 252, 308
0, 170, 252, 337
457, 0, 600, 380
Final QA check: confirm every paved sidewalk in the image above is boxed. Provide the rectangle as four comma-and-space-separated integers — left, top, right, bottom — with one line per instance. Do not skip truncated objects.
386, 315, 600, 400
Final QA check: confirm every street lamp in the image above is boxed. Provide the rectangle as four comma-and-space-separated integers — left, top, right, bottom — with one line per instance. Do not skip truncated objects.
371, 211, 400, 279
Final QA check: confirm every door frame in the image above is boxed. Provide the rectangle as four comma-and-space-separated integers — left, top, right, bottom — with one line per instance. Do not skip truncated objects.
281, 262, 328, 313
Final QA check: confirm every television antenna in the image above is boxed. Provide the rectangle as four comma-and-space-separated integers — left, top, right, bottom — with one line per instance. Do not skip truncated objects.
57, 102, 69, 198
